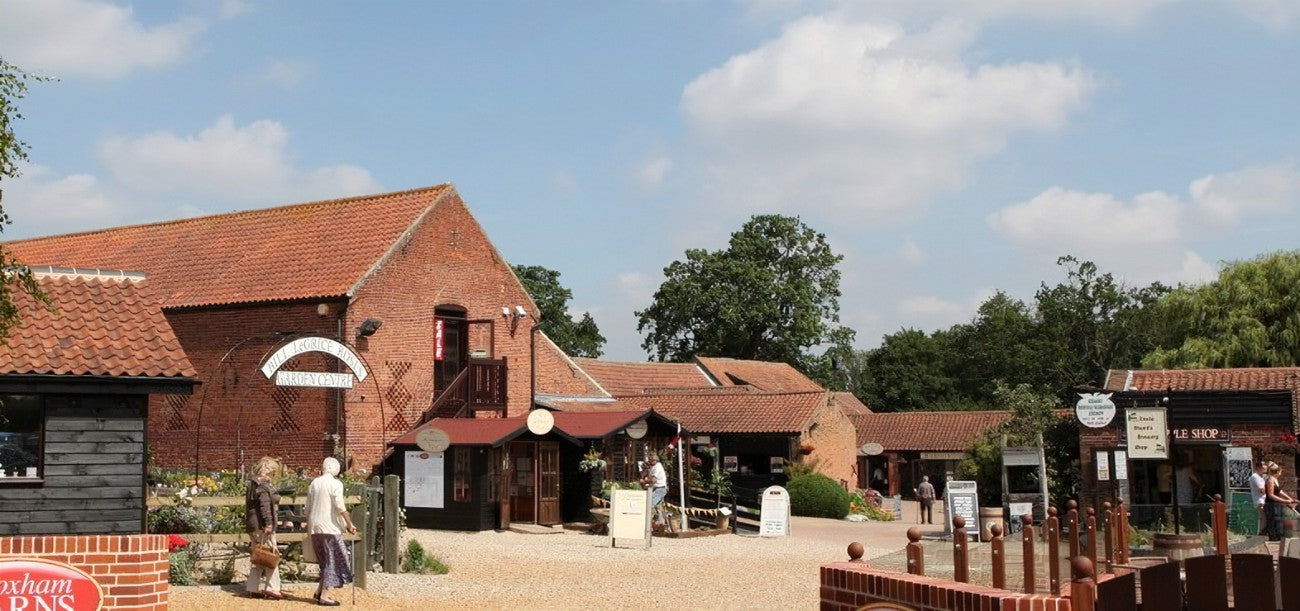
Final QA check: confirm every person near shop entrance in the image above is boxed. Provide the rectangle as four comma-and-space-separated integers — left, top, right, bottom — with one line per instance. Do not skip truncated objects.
1265, 461, 1297, 541
1250, 461, 1269, 535
643, 453, 669, 525
916, 476, 936, 524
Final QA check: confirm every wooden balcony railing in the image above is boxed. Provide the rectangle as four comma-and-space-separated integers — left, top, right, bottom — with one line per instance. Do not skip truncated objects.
420, 357, 507, 422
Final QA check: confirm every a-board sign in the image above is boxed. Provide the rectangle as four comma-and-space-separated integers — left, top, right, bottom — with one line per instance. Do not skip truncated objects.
946, 480, 978, 538
1075, 392, 1117, 428
527, 409, 555, 435
624, 420, 648, 439
416, 428, 451, 453
609, 488, 651, 548
860, 442, 884, 456
759, 486, 790, 537
1125, 408, 1168, 459
890, 495, 902, 521
404, 451, 445, 508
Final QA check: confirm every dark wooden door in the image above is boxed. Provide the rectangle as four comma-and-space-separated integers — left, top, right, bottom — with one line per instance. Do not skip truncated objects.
538, 442, 561, 525
510, 442, 536, 523
495, 447, 511, 530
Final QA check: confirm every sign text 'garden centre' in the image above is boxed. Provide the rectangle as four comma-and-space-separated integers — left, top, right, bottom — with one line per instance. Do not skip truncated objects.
261, 337, 368, 389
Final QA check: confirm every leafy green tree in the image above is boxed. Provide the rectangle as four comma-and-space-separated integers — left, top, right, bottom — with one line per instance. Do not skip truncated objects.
856, 328, 964, 412
512, 264, 605, 358
636, 215, 854, 371
1033, 256, 1170, 393
0, 58, 48, 339
946, 292, 1050, 403
1144, 250, 1300, 368
958, 382, 1079, 509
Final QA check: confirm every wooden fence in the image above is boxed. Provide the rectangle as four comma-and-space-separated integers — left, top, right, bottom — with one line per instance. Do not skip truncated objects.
830, 495, 1300, 610
146, 474, 404, 587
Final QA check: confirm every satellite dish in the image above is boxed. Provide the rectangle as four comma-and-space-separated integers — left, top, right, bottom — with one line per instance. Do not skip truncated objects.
527, 409, 555, 435
624, 420, 648, 440
860, 442, 884, 456
415, 428, 450, 453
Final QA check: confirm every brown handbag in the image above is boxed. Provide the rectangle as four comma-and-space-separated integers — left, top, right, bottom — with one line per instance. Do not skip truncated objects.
250, 542, 280, 569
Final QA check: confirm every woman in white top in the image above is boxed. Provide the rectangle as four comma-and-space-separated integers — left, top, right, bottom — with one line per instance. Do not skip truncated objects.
306, 457, 357, 606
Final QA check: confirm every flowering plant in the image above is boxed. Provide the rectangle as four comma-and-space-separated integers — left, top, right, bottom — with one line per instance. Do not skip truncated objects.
1271, 434, 1300, 456
167, 534, 190, 553
699, 444, 718, 457
689, 456, 703, 468
579, 448, 608, 473
800, 444, 815, 455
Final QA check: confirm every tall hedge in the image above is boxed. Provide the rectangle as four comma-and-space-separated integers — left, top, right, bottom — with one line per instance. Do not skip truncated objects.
787, 473, 851, 519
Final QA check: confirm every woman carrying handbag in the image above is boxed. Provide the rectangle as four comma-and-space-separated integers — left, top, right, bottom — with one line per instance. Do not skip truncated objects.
244, 456, 284, 600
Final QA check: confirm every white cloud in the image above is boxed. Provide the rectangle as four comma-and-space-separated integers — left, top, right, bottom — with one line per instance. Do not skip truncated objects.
0, 0, 205, 79
3, 165, 122, 237
1190, 159, 1300, 224
637, 156, 672, 189
258, 59, 314, 90
96, 115, 381, 204
679, 14, 1095, 223
988, 159, 1298, 285
900, 238, 926, 265
219, 0, 254, 20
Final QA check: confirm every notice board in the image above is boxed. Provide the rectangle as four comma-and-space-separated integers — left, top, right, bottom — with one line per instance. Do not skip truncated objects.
404, 451, 445, 508
609, 488, 651, 549
759, 486, 790, 537
946, 480, 978, 538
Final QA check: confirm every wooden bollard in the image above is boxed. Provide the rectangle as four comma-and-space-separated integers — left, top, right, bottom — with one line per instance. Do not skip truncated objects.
906, 527, 925, 576
1103, 502, 1114, 574
1071, 556, 1098, 611
1115, 499, 1128, 565
953, 515, 970, 583
1068, 500, 1080, 559
991, 523, 1005, 589
1085, 508, 1098, 574
1047, 506, 1062, 594
1022, 514, 1037, 594
1213, 494, 1228, 555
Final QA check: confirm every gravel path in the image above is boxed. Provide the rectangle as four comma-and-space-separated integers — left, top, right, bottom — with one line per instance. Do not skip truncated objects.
169, 506, 942, 610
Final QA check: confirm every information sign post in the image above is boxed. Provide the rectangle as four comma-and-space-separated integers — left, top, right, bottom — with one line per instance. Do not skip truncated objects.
945, 481, 978, 541
609, 488, 652, 549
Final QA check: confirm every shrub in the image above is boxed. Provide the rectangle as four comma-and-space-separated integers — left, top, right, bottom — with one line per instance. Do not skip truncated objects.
403, 540, 449, 575
168, 549, 198, 586
787, 473, 851, 519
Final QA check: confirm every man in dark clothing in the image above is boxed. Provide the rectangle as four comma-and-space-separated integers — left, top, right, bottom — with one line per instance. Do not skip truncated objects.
917, 475, 936, 524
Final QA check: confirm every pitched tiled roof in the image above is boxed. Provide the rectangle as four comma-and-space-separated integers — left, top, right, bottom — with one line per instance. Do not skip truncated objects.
616, 392, 825, 434
390, 417, 529, 446
572, 358, 713, 396
694, 356, 824, 392
1, 271, 196, 378
4, 185, 453, 309
551, 410, 653, 438
851, 411, 1014, 452
1103, 368, 1300, 393
831, 392, 872, 415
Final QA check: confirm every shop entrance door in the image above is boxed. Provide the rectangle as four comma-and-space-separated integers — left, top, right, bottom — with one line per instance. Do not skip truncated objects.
494, 446, 511, 530
509, 442, 537, 523
538, 442, 561, 525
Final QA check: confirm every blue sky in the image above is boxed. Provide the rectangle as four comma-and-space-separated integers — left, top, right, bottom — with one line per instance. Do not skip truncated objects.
3, 0, 1298, 361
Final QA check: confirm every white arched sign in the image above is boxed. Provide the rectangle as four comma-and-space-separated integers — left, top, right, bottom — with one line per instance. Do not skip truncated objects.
260, 337, 368, 388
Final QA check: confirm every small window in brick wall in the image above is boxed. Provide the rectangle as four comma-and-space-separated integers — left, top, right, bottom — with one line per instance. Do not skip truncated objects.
454, 446, 471, 501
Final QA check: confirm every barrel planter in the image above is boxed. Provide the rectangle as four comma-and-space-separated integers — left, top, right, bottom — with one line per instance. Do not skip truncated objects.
979, 506, 1004, 542
1152, 532, 1204, 562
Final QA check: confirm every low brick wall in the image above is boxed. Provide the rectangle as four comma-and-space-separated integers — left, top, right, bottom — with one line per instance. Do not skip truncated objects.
0, 534, 169, 610
821, 562, 1073, 611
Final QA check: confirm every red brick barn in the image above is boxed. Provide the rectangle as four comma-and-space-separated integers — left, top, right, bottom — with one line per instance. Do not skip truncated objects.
5, 186, 597, 474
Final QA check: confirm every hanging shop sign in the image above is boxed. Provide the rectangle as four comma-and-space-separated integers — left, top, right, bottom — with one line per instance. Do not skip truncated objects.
1075, 393, 1117, 428
260, 336, 368, 388
1170, 426, 1230, 443
1125, 407, 1168, 459
860, 442, 884, 456
435, 320, 445, 361
416, 428, 451, 453
527, 409, 555, 435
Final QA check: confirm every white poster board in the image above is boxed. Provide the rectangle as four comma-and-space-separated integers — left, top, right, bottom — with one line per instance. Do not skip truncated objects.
945, 480, 979, 538
759, 486, 790, 537
404, 451, 444, 508
1125, 408, 1169, 459
1113, 451, 1128, 480
609, 488, 652, 548
1096, 450, 1111, 481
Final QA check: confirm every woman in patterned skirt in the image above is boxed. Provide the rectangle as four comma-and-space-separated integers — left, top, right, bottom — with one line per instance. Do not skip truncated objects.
307, 456, 357, 606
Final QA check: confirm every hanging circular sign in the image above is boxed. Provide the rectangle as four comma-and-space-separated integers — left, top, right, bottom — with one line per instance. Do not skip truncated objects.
415, 428, 451, 453
860, 442, 884, 456
527, 409, 555, 435
1075, 393, 1117, 428
624, 420, 648, 439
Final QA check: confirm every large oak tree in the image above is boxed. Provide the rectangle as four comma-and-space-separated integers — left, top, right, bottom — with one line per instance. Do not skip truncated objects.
636, 215, 854, 371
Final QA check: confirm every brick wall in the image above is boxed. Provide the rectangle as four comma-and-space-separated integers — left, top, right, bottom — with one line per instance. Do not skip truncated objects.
0, 534, 169, 610
802, 396, 858, 486
820, 561, 1073, 611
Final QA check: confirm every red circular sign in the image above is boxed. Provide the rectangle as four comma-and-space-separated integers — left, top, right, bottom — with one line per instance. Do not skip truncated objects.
0, 558, 103, 611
